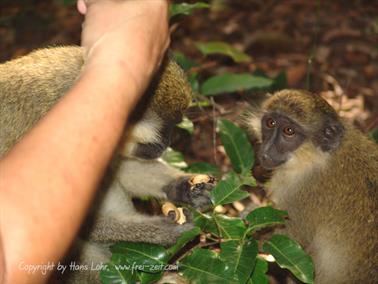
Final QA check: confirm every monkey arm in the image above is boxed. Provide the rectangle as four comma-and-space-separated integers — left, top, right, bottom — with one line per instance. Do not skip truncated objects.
114, 158, 183, 198
76, 159, 212, 249
86, 213, 193, 246
113, 158, 213, 208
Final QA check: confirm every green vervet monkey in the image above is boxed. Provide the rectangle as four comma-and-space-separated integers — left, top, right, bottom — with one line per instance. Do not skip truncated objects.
0, 46, 214, 283
248, 89, 377, 284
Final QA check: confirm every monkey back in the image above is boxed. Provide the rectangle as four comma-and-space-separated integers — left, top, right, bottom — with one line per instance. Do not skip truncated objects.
0, 46, 193, 156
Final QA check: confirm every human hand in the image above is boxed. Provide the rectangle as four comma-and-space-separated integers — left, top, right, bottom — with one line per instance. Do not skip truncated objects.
77, 0, 170, 93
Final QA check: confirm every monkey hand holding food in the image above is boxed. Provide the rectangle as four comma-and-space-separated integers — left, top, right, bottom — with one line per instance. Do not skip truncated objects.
162, 174, 216, 224
247, 89, 378, 284
86, 162, 215, 244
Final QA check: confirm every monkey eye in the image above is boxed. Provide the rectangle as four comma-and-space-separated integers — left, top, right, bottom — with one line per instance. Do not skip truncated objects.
266, 118, 276, 128
283, 126, 295, 136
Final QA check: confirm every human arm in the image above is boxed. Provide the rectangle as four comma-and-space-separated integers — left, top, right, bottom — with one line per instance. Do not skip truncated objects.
0, 1, 169, 283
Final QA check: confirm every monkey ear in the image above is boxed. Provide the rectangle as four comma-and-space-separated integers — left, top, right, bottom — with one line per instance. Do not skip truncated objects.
244, 114, 262, 141
318, 118, 345, 152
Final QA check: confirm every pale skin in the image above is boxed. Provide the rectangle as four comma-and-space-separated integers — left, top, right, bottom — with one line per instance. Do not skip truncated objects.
0, 0, 169, 283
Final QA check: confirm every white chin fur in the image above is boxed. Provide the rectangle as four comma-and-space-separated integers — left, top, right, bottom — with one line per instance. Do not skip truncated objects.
119, 110, 163, 157
270, 143, 330, 192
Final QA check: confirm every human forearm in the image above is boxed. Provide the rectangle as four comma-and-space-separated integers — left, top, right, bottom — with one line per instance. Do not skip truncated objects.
0, 64, 140, 283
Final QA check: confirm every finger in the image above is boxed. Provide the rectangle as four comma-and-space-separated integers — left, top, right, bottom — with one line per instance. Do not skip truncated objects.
77, 0, 87, 15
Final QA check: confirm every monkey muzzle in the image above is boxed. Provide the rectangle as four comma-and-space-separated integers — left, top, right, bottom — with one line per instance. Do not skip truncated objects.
258, 152, 286, 170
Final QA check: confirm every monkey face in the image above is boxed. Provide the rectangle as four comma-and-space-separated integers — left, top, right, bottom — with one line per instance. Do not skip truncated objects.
116, 57, 191, 160
259, 112, 306, 169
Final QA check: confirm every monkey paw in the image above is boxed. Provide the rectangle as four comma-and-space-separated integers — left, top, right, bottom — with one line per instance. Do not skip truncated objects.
163, 174, 216, 210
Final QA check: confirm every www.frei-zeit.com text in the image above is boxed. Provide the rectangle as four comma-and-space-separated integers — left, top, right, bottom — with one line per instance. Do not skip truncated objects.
18, 261, 179, 275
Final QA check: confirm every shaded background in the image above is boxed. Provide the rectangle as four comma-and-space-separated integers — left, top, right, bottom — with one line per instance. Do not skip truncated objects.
1, 0, 377, 166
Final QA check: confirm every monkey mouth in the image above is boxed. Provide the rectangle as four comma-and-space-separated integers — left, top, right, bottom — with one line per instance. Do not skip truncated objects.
258, 153, 284, 169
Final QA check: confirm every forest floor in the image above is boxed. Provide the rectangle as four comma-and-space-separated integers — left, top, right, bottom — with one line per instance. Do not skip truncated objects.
1, 0, 376, 165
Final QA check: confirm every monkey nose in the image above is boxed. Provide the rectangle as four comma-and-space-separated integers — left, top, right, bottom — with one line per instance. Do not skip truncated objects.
259, 153, 269, 164
259, 153, 276, 169
261, 154, 269, 162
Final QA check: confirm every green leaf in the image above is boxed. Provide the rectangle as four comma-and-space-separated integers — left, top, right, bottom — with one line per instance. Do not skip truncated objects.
162, 147, 188, 169
192, 211, 219, 237
193, 211, 246, 240
177, 116, 194, 134
225, 170, 255, 188
239, 171, 256, 187
184, 162, 222, 178
252, 69, 267, 77
249, 257, 269, 284
210, 173, 249, 206
179, 248, 235, 284
167, 227, 201, 257
217, 119, 254, 174
188, 72, 200, 93
60, 0, 76, 5
220, 239, 258, 283
173, 51, 197, 71
110, 242, 168, 273
251, 69, 287, 92
201, 73, 273, 96
139, 271, 164, 284
195, 41, 251, 63
271, 71, 287, 90
246, 206, 288, 233
100, 253, 138, 284
170, 2, 209, 18
263, 235, 314, 284
213, 214, 246, 239
369, 127, 378, 143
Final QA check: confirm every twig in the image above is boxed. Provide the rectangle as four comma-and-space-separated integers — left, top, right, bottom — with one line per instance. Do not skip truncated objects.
189, 61, 218, 73
211, 96, 218, 166
306, 0, 321, 89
